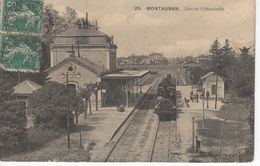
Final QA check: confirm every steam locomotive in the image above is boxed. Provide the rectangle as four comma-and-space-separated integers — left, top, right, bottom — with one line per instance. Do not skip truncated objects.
154, 74, 177, 121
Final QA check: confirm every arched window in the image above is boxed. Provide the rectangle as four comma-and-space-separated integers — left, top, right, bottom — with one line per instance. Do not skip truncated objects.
66, 82, 78, 94
68, 84, 77, 92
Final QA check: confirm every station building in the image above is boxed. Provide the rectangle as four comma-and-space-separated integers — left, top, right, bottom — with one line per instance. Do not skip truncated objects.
47, 14, 117, 89
46, 13, 150, 107
50, 14, 117, 71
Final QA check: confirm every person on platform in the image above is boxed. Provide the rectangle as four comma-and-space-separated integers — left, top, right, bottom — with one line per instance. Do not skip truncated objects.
190, 90, 194, 102
184, 97, 190, 108
195, 92, 199, 103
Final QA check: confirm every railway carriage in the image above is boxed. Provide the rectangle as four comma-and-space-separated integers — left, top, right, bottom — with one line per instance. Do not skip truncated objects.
154, 74, 177, 121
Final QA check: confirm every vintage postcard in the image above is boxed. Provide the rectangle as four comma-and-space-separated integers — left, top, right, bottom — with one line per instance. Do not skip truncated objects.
0, 0, 255, 163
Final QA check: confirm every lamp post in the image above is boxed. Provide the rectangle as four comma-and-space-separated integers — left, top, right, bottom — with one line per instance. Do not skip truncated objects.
202, 98, 206, 127
206, 91, 209, 109
66, 66, 74, 149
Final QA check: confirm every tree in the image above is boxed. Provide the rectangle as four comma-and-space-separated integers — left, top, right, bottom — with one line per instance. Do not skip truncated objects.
209, 39, 222, 57
221, 39, 235, 89
62, 7, 78, 30
92, 82, 103, 111
189, 66, 206, 85
207, 39, 254, 97
209, 39, 224, 76
232, 47, 254, 97
42, 4, 78, 45
208, 39, 235, 79
209, 39, 226, 109
28, 81, 83, 129
39, 5, 78, 70
80, 84, 94, 118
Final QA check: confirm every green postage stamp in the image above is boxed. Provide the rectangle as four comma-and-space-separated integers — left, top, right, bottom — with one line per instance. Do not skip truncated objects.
1, 0, 43, 33
0, 0, 43, 72
0, 35, 40, 72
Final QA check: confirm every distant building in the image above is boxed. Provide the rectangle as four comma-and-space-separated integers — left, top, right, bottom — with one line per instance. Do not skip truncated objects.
196, 55, 209, 64
117, 57, 129, 66
181, 60, 202, 84
140, 56, 152, 64
118, 53, 168, 67
149, 52, 163, 64
201, 72, 225, 99
183, 56, 196, 63
50, 13, 117, 72
181, 60, 201, 70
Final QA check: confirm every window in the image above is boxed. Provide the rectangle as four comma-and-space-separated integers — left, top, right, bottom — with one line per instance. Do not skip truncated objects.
211, 84, 217, 95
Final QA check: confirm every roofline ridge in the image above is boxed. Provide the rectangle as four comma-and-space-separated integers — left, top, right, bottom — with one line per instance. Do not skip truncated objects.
46, 57, 102, 76
26, 80, 41, 90
74, 57, 101, 74
56, 26, 109, 37
27, 81, 37, 91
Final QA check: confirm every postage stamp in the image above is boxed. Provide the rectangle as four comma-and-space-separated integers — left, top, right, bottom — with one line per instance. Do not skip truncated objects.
0, 0, 44, 72
1, 0, 43, 33
0, 34, 41, 72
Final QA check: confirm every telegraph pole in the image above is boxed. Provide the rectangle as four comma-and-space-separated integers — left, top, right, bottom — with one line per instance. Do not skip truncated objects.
206, 91, 209, 109
192, 117, 195, 150
215, 75, 218, 109
66, 71, 71, 149
202, 99, 205, 127
125, 81, 128, 107
77, 40, 80, 57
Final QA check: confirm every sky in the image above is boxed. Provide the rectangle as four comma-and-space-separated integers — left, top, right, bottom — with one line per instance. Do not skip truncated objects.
44, 0, 255, 58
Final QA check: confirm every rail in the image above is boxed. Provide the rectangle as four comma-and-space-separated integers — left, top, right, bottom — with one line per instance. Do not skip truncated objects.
104, 77, 162, 161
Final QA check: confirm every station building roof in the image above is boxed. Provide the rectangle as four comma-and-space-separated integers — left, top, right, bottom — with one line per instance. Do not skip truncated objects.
102, 70, 150, 80
201, 71, 225, 80
46, 56, 103, 75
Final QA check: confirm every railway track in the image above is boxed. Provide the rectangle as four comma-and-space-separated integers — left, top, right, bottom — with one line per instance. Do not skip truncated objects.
149, 120, 178, 162
104, 77, 162, 162
218, 109, 240, 162
99, 71, 180, 162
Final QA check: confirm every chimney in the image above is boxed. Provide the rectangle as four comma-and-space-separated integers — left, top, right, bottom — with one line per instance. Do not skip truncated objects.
77, 19, 81, 29
95, 20, 98, 30
86, 12, 88, 27
66, 45, 75, 57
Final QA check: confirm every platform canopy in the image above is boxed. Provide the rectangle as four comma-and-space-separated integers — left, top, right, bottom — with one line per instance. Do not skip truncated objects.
102, 70, 150, 80
101, 70, 150, 107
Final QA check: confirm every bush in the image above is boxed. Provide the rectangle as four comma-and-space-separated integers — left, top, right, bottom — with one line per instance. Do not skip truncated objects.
0, 100, 26, 156
22, 126, 63, 151
28, 81, 83, 130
